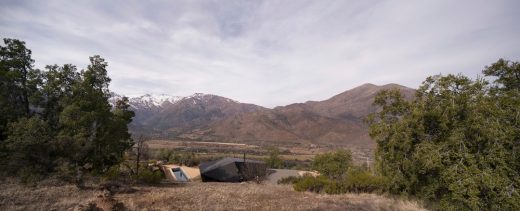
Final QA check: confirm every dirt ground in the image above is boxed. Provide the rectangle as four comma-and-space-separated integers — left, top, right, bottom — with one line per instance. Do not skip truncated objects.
0, 180, 427, 211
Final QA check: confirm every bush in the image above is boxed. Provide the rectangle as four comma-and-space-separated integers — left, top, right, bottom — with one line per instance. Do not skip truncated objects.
167, 151, 200, 167
264, 146, 284, 168
312, 149, 352, 180
277, 176, 300, 185
54, 160, 75, 182
368, 60, 520, 210
343, 170, 388, 193
103, 165, 127, 182
289, 170, 388, 194
3, 117, 53, 180
18, 167, 44, 185
137, 168, 163, 184
157, 149, 174, 161
293, 176, 330, 193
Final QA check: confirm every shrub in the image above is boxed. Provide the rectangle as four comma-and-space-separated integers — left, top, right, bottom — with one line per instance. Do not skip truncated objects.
343, 170, 388, 193
368, 60, 520, 210
18, 167, 44, 185
103, 165, 126, 182
312, 149, 352, 180
293, 176, 330, 193
158, 149, 174, 161
264, 146, 284, 168
168, 151, 200, 167
277, 176, 300, 185
3, 117, 53, 179
137, 168, 163, 184
289, 169, 388, 194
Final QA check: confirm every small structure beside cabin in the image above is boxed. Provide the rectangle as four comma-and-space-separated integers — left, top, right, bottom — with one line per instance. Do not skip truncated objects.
161, 164, 201, 182
199, 157, 267, 182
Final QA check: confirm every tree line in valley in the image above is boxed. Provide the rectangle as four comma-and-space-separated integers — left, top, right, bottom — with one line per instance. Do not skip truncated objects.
0, 38, 135, 185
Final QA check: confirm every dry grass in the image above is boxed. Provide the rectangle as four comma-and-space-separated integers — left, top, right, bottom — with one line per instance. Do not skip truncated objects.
0, 179, 98, 210
0, 180, 427, 211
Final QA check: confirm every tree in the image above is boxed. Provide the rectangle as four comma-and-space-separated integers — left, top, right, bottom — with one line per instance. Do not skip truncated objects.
39, 64, 80, 130
312, 149, 352, 180
3, 117, 53, 180
133, 135, 149, 176
483, 58, 520, 91
57, 55, 134, 181
0, 38, 35, 140
0, 38, 136, 185
368, 59, 520, 210
264, 146, 284, 168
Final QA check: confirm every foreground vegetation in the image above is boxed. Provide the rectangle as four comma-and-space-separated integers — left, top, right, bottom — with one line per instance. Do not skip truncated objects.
280, 59, 520, 210
0, 38, 135, 185
368, 59, 520, 210
0, 179, 426, 211
279, 149, 388, 195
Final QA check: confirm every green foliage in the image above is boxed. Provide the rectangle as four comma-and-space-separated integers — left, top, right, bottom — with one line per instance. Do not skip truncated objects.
0, 38, 35, 140
312, 149, 352, 179
158, 149, 174, 161
341, 170, 388, 194
0, 38, 135, 183
137, 168, 163, 184
39, 64, 80, 130
290, 170, 388, 194
293, 176, 331, 193
18, 167, 44, 185
3, 117, 53, 177
368, 59, 520, 210
277, 176, 300, 185
104, 165, 123, 181
264, 146, 284, 168
157, 148, 203, 167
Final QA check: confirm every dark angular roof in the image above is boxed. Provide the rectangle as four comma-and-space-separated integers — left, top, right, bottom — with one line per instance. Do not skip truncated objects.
199, 157, 265, 173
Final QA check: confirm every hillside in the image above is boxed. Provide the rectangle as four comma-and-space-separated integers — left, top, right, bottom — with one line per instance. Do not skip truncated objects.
0, 180, 426, 211
116, 83, 415, 148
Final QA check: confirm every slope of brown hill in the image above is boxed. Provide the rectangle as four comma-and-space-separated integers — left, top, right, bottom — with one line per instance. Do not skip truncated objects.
127, 83, 415, 149
304, 83, 415, 118
203, 83, 414, 148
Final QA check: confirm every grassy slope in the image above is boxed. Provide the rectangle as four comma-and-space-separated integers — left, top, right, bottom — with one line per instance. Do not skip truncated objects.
0, 181, 427, 211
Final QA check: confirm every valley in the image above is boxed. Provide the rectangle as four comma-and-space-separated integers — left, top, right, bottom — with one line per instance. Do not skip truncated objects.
115, 83, 415, 159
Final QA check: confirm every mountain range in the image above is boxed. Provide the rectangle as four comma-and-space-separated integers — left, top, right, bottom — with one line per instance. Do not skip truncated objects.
111, 83, 414, 149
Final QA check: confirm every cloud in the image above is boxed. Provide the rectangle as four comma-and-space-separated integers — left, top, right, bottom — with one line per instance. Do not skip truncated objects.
1, 0, 519, 107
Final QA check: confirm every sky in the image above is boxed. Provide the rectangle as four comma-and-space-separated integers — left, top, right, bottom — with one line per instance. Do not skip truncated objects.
1, 0, 519, 107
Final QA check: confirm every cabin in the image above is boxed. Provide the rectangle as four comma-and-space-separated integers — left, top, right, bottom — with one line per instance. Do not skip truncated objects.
199, 157, 267, 182
161, 164, 201, 182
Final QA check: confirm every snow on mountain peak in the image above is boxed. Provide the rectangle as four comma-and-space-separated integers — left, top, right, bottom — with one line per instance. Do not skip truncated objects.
110, 92, 240, 109
130, 94, 182, 107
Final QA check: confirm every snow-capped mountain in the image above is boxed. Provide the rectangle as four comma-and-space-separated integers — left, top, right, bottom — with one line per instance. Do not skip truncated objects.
109, 84, 415, 150
109, 92, 240, 110
128, 94, 183, 109
110, 93, 183, 109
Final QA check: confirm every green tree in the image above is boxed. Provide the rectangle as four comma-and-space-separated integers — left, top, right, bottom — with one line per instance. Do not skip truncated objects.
368, 59, 520, 210
264, 146, 284, 168
312, 149, 352, 180
0, 38, 35, 140
0, 38, 135, 184
39, 64, 80, 130
57, 55, 134, 182
3, 117, 53, 179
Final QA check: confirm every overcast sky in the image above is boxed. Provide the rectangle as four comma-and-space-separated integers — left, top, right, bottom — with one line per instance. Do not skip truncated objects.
1, 0, 519, 107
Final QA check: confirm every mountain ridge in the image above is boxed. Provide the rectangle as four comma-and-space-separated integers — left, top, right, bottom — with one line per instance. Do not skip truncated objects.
111, 83, 415, 149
